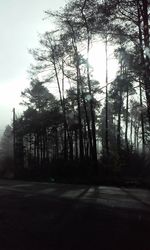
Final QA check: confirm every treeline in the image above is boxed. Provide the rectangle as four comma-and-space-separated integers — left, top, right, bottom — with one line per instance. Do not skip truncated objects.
1, 0, 150, 184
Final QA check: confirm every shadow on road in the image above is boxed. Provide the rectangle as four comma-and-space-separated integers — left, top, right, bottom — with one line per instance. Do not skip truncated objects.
0, 181, 149, 250
121, 187, 150, 209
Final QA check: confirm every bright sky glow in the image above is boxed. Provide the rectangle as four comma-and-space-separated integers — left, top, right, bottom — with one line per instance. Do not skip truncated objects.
89, 42, 118, 84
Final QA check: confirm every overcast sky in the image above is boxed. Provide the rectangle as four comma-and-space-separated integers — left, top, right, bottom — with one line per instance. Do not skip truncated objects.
0, 0, 67, 134
0, 0, 118, 136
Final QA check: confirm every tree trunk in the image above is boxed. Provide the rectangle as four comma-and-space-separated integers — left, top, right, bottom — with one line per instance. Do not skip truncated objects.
105, 37, 109, 155
80, 82, 93, 159
52, 47, 69, 161
76, 64, 84, 159
81, 0, 97, 165
130, 118, 133, 148
117, 90, 122, 152
75, 129, 78, 159
70, 34, 84, 159
87, 32, 97, 161
137, 2, 146, 153
134, 125, 137, 151
139, 81, 145, 153
66, 22, 84, 160
68, 131, 73, 160
61, 59, 68, 160
140, 0, 150, 125
125, 82, 129, 151
36, 133, 40, 168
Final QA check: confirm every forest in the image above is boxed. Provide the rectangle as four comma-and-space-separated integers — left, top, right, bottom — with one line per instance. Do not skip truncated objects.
0, 0, 150, 187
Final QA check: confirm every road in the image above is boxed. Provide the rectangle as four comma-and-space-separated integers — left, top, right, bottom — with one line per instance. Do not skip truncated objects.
0, 179, 149, 250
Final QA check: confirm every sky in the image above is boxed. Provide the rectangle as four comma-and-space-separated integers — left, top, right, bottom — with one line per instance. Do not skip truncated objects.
0, 0, 118, 136
0, 0, 67, 135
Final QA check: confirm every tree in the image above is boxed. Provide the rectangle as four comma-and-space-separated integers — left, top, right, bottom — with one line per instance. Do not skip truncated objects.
0, 125, 13, 158
96, 0, 150, 127
0, 125, 14, 177
21, 79, 57, 112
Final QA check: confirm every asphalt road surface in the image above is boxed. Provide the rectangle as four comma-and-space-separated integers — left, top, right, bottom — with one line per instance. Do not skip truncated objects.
0, 179, 149, 250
